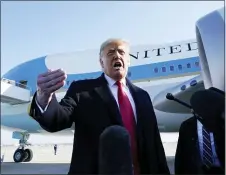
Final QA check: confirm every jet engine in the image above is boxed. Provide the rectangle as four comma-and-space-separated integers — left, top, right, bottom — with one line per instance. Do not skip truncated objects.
196, 7, 225, 92
153, 7, 225, 113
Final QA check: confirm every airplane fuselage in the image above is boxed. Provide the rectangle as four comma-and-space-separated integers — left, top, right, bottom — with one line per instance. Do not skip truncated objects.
1, 39, 200, 134
1, 6, 224, 164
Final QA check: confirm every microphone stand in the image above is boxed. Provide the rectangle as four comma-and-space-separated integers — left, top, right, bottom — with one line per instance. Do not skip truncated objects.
166, 93, 203, 122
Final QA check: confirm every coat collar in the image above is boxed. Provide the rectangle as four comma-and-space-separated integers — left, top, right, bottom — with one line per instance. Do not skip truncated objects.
104, 73, 126, 87
94, 73, 123, 125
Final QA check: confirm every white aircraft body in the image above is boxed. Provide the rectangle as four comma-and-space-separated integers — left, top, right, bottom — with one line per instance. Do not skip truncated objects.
1, 7, 224, 163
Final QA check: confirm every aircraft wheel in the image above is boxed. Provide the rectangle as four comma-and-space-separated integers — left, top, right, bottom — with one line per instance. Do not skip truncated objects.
23, 149, 33, 162
13, 149, 25, 163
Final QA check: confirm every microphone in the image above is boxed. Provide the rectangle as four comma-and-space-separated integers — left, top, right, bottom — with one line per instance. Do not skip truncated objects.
208, 87, 225, 121
190, 90, 224, 119
166, 93, 175, 100
166, 93, 192, 109
190, 89, 225, 131
98, 125, 133, 175
166, 93, 204, 122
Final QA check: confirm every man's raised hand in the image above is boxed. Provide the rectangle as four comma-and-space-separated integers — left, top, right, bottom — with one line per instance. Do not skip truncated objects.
36, 69, 67, 108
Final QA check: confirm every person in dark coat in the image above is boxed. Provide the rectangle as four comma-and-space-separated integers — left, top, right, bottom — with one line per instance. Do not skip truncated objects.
28, 38, 170, 175
175, 88, 225, 174
54, 144, 57, 155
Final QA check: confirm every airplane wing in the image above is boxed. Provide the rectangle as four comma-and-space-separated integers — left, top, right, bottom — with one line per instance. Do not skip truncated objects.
153, 75, 205, 114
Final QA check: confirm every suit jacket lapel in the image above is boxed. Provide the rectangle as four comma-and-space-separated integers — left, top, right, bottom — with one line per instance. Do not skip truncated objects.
191, 117, 198, 142
94, 73, 123, 125
190, 118, 203, 168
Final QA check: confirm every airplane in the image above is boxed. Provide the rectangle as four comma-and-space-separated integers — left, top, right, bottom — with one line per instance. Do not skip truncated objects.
1, 7, 224, 163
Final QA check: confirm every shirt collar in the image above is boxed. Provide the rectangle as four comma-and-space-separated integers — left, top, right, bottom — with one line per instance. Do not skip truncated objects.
197, 119, 202, 129
104, 73, 126, 87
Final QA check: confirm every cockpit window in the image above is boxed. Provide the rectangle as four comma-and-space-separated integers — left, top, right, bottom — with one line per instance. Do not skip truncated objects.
19, 80, 27, 88
19, 80, 27, 85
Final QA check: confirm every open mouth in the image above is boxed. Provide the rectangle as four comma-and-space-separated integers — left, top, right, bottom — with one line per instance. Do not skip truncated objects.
113, 62, 123, 69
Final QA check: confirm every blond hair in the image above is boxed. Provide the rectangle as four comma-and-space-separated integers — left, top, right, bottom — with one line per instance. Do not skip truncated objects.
99, 38, 130, 56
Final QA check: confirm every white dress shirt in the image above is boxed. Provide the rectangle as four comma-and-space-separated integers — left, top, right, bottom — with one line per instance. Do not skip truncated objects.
197, 120, 221, 166
36, 74, 137, 122
35, 97, 49, 113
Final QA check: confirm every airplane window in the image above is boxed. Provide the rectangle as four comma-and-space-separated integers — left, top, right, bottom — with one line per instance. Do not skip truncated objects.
154, 67, 158, 73
162, 67, 166, 72
181, 85, 186, 91
187, 63, 191, 68
195, 61, 199, 67
178, 64, 182, 70
190, 80, 197, 86
170, 66, 174, 71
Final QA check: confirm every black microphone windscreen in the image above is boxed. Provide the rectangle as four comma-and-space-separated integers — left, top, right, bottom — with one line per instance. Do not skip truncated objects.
166, 93, 174, 100
190, 89, 225, 118
209, 87, 225, 96
98, 125, 133, 175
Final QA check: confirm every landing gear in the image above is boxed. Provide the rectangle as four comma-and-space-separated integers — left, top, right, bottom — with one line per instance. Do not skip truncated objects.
12, 131, 33, 163
23, 148, 33, 162
13, 149, 24, 162
13, 148, 33, 162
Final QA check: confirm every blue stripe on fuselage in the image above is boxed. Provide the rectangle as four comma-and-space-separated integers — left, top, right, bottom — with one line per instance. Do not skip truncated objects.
3, 56, 201, 95
64, 56, 200, 87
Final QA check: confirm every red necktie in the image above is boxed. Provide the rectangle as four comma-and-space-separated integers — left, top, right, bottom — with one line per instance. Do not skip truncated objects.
116, 81, 140, 175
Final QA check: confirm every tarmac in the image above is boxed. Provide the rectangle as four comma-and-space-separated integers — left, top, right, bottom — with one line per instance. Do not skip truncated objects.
1, 135, 178, 174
